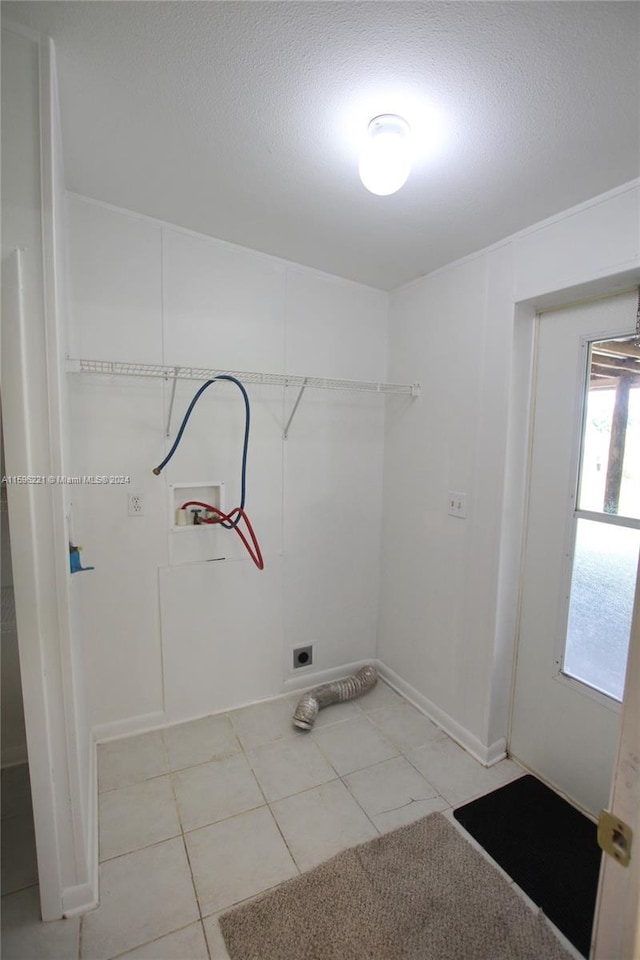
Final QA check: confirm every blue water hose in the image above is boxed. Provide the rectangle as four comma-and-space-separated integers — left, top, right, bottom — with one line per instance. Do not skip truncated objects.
152, 375, 250, 530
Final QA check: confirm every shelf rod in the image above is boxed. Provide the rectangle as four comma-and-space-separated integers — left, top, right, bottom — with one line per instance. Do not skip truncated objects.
165, 367, 179, 437
283, 379, 308, 440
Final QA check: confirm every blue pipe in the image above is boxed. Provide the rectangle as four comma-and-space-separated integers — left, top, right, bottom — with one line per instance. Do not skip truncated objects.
152, 375, 250, 530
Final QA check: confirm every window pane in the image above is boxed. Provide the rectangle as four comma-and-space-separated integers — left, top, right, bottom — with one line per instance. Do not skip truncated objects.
578, 337, 640, 520
563, 519, 639, 701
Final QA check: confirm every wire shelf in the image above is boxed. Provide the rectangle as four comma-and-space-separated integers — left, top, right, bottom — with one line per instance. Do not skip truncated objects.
66, 358, 421, 397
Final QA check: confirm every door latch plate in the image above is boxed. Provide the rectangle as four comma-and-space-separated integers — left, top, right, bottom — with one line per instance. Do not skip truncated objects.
598, 809, 632, 867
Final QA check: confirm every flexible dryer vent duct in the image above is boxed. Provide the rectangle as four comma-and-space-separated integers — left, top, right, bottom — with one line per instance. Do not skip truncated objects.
292, 665, 378, 730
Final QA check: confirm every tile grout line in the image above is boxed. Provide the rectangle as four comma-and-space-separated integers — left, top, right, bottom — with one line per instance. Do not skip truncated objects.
97, 825, 184, 866
96, 703, 457, 870
228, 697, 421, 877
337, 770, 383, 837
164, 735, 212, 960
203, 872, 307, 926
338, 762, 448, 836
309, 711, 401, 780
305, 714, 396, 835
78, 909, 84, 960
98, 741, 245, 797
75, 911, 82, 960
154, 708, 307, 947
238, 692, 415, 883
178, 832, 211, 960
169, 727, 265, 831
98, 730, 210, 960
231, 713, 304, 877
95, 740, 516, 868
99, 718, 316, 864
97, 694, 391, 797
95, 741, 452, 872
106, 920, 208, 960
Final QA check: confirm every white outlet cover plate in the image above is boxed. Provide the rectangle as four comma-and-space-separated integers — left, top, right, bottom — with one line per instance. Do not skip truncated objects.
128, 494, 144, 516
447, 491, 467, 519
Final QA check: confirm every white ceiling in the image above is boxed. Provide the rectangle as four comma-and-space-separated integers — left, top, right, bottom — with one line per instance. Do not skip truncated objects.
4, 1, 640, 290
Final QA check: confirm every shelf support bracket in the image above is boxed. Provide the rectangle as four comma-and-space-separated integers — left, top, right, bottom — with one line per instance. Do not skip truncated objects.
165, 367, 180, 437
284, 378, 308, 440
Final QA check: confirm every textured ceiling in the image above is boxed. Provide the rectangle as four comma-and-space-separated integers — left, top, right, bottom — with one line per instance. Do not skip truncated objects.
4, 1, 640, 289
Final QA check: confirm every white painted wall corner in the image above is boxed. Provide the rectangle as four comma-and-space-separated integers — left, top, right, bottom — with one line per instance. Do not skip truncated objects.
376, 661, 507, 767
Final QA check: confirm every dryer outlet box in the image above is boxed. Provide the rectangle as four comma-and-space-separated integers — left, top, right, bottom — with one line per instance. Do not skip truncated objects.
293, 645, 313, 669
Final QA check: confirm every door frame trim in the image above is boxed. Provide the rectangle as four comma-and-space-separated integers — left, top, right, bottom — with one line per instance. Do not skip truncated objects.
505, 278, 640, 758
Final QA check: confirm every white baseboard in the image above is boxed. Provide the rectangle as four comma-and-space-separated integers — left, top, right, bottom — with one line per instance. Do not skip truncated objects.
375, 661, 507, 768
92, 711, 166, 745
283, 659, 375, 694
62, 881, 98, 917
63, 738, 99, 917
483, 735, 508, 766
89, 663, 506, 770
92, 662, 381, 745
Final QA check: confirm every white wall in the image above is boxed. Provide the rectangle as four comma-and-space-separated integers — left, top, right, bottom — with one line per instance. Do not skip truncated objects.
379, 181, 640, 763
67, 181, 639, 761
65, 195, 388, 735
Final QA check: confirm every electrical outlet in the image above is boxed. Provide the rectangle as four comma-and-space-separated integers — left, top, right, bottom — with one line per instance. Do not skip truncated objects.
447, 491, 467, 519
293, 645, 313, 669
128, 494, 144, 517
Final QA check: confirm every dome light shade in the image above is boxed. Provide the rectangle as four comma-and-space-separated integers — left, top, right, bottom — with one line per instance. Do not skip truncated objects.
359, 114, 411, 196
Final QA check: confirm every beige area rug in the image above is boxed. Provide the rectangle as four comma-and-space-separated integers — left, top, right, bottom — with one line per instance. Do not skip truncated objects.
219, 812, 573, 960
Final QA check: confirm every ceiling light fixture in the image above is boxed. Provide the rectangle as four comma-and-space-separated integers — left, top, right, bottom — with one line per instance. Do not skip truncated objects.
359, 114, 411, 196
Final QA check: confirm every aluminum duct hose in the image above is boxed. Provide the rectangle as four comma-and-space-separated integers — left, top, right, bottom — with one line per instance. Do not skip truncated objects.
292, 665, 378, 730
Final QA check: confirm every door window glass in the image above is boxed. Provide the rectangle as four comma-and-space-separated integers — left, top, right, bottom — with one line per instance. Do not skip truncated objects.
562, 335, 640, 700
564, 519, 639, 700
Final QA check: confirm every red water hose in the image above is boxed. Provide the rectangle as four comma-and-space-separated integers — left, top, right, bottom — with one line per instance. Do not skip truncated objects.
181, 500, 264, 570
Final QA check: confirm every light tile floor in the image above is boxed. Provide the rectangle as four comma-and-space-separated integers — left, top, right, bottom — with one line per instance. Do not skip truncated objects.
1, 681, 581, 960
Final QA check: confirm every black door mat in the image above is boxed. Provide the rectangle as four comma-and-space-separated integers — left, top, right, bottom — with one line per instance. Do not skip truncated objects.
453, 774, 601, 957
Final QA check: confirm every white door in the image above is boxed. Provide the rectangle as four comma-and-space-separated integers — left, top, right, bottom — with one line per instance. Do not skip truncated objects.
592, 556, 640, 959
510, 290, 640, 816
